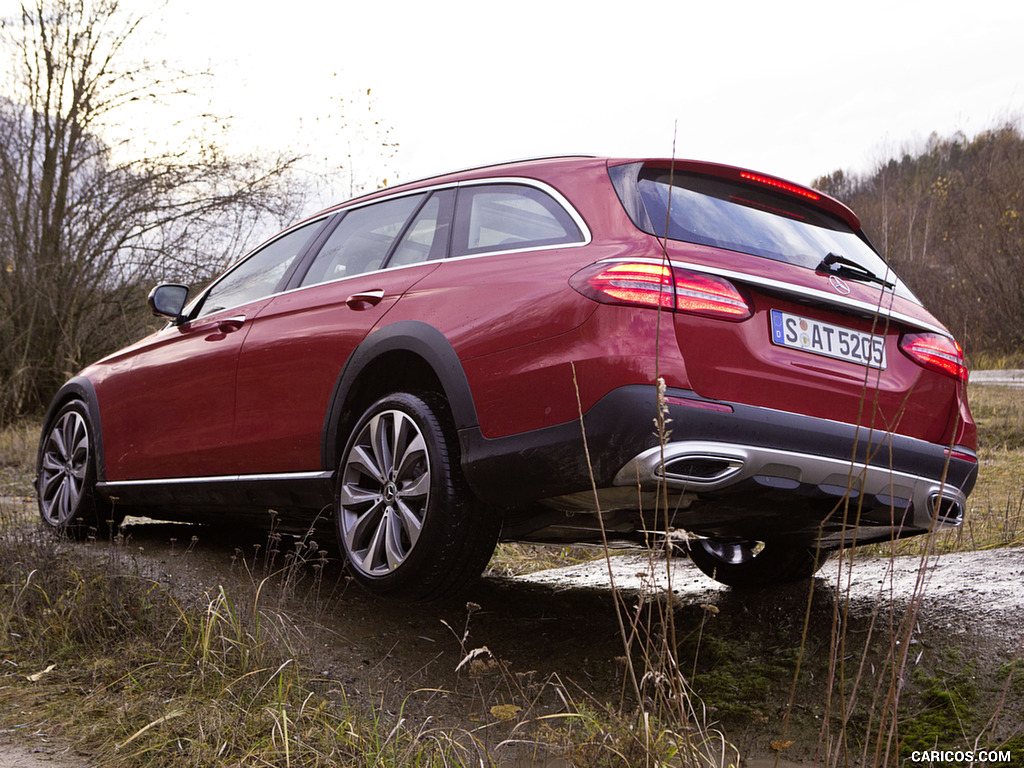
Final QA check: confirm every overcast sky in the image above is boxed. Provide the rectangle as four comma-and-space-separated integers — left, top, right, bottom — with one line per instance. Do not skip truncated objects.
84, 0, 1024, 203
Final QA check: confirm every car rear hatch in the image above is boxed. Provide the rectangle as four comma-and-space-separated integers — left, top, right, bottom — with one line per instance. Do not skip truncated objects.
607, 159, 974, 448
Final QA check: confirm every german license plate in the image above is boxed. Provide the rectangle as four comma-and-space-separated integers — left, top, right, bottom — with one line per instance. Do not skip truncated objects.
770, 309, 887, 369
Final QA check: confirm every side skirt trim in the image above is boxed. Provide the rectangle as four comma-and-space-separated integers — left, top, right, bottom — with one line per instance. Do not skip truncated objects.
100, 471, 333, 488
96, 471, 335, 514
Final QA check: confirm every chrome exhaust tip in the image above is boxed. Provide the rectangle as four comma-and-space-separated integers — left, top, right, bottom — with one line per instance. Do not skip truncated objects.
928, 491, 964, 525
662, 455, 744, 484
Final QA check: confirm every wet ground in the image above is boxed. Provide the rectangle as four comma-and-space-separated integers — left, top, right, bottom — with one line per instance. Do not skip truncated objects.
18, 517, 1018, 766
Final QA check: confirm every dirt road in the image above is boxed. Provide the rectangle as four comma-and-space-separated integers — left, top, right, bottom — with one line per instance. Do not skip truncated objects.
4, 514, 1023, 765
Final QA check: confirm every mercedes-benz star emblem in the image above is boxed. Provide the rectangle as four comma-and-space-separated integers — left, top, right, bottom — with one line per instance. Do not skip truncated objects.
829, 274, 851, 295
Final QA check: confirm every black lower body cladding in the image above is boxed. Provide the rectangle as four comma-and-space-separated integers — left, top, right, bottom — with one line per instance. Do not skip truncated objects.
459, 384, 977, 535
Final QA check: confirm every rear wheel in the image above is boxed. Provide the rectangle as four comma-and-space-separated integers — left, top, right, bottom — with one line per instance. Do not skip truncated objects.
37, 401, 122, 537
335, 392, 499, 600
686, 537, 830, 588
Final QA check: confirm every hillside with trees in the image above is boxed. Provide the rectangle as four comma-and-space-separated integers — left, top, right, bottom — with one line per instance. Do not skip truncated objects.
813, 121, 1024, 361
2, 4, 1020, 429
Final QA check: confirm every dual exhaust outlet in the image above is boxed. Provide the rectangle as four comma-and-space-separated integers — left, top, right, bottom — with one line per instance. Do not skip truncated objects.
614, 441, 966, 528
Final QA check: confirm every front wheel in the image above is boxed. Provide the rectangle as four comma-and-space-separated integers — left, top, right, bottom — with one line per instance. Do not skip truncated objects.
686, 538, 830, 588
37, 400, 122, 537
335, 392, 499, 600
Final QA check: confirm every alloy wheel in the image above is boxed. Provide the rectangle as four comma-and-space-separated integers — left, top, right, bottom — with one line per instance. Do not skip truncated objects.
339, 409, 431, 577
39, 410, 90, 527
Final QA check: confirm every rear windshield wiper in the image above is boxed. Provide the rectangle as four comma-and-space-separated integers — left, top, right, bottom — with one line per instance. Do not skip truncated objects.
817, 252, 895, 289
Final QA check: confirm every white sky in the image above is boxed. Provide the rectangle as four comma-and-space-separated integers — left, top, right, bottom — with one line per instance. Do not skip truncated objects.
19, 0, 1024, 204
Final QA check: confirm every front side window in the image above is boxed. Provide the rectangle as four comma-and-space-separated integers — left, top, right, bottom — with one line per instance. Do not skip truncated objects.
452, 184, 583, 257
299, 194, 425, 287
197, 220, 321, 317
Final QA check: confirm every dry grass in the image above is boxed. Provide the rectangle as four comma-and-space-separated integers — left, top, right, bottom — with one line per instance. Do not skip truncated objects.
846, 383, 1024, 557
1, 383, 1021, 766
0, 419, 37, 497
0, 504, 483, 767
951, 384, 1024, 550
972, 383, 1024, 452
486, 543, 604, 577
970, 351, 1024, 371
0, 503, 726, 767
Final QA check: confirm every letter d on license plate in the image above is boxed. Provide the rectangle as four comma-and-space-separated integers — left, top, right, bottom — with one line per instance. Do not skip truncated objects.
770, 310, 887, 369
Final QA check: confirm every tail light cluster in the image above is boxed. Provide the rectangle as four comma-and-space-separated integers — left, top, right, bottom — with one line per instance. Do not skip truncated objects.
571, 261, 752, 321
899, 333, 968, 382
572, 261, 969, 382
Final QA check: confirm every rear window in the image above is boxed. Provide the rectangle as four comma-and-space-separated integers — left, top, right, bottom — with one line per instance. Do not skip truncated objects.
612, 164, 913, 300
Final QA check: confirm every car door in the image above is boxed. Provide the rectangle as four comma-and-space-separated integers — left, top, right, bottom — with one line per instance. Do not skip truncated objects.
231, 189, 455, 473
111, 219, 326, 481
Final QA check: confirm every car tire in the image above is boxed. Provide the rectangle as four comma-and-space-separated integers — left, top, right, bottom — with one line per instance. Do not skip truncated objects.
335, 392, 499, 600
686, 537, 830, 588
36, 400, 122, 537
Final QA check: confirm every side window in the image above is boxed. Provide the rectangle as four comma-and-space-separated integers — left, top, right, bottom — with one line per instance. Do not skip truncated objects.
452, 184, 583, 257
387, 189, 455, 267
197, 220, 321, 317
299, 194, 424, 287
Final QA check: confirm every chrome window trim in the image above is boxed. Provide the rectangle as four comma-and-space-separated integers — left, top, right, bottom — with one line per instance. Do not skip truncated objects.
271, 256, 442, 298
176, 177, 591, 315
258, 177, 592, 298
605, 256, 950, 338
267, 236, 591, 300
328, 176, 591, 242
451, 176, 592, 246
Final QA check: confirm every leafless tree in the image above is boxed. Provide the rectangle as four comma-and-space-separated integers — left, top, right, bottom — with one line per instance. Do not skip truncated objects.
0, 0, 307, 424
814, 120, 1024, 360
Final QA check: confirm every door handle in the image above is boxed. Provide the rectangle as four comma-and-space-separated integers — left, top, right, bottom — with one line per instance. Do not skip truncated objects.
346, 289, 385, 309
216, 316, 246, 333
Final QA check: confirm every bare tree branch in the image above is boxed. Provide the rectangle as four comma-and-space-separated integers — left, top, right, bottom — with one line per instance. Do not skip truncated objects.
0, 0, 307, 423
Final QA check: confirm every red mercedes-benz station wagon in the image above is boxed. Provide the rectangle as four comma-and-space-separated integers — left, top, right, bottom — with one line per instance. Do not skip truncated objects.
36, 156, 977, 598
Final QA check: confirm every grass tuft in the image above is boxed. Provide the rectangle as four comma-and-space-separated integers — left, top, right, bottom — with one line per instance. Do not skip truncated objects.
0, 419, 38, 497
1, 382, 1022, 766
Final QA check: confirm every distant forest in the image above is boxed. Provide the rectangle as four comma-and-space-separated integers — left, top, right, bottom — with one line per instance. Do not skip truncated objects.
813, 120, 1024, 361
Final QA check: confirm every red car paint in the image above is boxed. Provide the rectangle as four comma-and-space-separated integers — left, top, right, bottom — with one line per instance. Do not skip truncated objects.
37, 155, 978, 595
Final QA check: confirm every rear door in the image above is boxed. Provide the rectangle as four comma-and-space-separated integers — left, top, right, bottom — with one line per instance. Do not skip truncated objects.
231, 190, 455, 472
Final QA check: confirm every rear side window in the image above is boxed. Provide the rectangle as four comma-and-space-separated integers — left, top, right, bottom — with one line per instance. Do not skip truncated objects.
451, 184, 583, 257
388, 189, 455, 267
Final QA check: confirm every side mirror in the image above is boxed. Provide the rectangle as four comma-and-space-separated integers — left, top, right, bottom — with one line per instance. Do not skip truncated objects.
147, 284, 190, 323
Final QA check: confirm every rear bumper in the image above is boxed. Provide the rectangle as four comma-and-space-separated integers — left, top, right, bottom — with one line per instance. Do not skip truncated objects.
616, 439, 968, 532
460, 384, 977, 540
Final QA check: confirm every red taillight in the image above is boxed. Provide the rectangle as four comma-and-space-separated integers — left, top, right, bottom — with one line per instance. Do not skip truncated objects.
572, 262, 674, 308
673, 268, 752, 319
571, 262, 751, 320
899, 333, 968, 382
